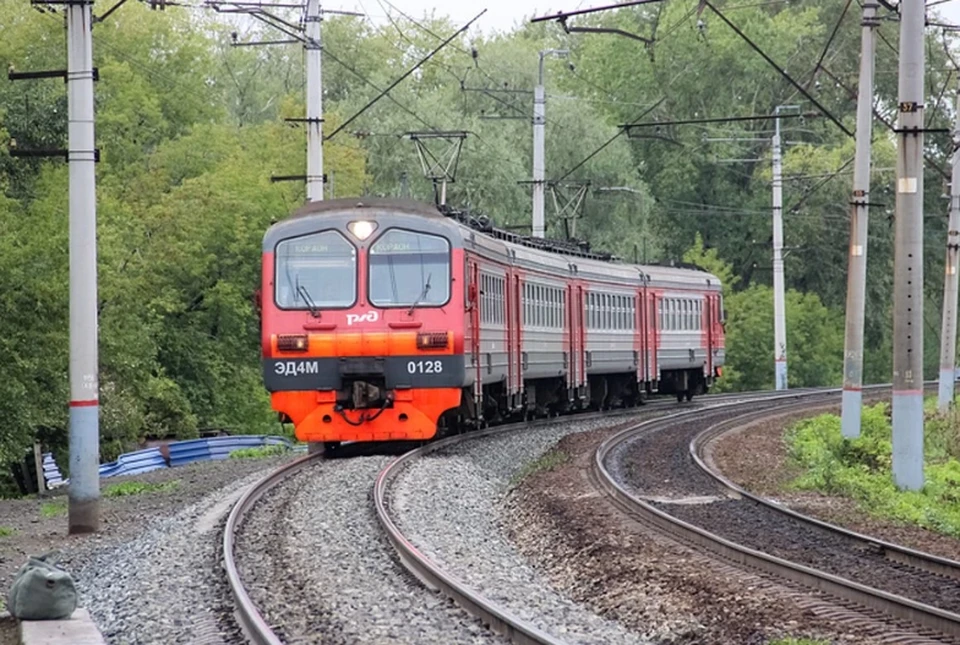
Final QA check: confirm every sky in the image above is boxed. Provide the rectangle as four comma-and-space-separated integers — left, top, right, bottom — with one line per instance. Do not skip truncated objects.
345, 0, 960, 36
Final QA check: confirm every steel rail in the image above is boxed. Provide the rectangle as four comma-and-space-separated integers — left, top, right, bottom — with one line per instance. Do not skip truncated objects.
221, 385, 882, 644
374, 422, 568, 645
692, 410, 960, 583
222, 451, 324, 645
370, 388, 834, 644
594, 385, 960, 642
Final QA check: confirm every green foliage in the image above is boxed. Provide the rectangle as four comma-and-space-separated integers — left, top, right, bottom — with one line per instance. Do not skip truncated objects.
103, 480, 180, 498
0, 526, 16, 538
683, 237, 843, 391
229, 445, 291, 460
787, 401, 960, 538
40, 500, 66, 519
2, 2, 959, 470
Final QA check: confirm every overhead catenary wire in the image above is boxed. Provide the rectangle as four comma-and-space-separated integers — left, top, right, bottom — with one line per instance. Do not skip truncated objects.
805, 0, 854, 89
701, 0, 853, 137
325, 9, 486, 141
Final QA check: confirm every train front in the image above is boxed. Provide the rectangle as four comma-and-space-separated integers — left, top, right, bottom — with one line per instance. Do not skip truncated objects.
260, 198, 465, 444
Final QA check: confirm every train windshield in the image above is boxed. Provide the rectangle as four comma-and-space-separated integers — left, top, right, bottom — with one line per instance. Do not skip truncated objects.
368, 229, 450, 307
275, 230, 357, 309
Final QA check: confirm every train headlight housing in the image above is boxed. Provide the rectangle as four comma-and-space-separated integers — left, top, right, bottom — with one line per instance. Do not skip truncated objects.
347, 220, 377, 241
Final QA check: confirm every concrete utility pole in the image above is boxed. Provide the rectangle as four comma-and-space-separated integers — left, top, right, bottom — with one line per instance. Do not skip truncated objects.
532, 48, 568, 238
67, 0, 101, 533
892, 0, 925, 491
840, 1, 879, 438
305, 0, 324, 202
772, 106, 797, 391
938, 87, 960, 411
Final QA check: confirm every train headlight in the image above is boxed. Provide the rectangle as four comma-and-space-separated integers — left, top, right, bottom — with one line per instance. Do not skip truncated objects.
348, 220, 377, 241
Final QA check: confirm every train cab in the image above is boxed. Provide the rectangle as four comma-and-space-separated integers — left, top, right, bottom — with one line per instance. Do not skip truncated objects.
260, 199, 467, 444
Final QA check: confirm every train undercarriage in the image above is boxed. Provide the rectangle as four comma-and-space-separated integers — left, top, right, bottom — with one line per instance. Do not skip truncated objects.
297, 368, 712, 456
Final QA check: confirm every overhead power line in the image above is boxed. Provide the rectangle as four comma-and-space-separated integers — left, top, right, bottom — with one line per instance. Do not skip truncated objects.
701, 0, 853, 137
326, 9, 486, 141
556, 96, 666, 182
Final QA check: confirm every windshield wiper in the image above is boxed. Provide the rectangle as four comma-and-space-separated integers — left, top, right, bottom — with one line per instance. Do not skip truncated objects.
407, 273, 432, 316
296, 280, 321, 319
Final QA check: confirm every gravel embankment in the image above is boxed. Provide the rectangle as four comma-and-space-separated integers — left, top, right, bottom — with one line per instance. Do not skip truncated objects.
234, 456, 507, 645
0, 454, 299, 644
386, 416, 658, 645
502, 428, 892, 645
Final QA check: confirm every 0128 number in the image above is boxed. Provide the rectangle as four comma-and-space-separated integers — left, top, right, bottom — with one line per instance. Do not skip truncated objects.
407, 360, 443, 374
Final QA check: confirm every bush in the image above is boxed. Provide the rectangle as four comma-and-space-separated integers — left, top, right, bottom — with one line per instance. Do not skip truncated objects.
786, 400, 960, 538
228, 444, 290, 460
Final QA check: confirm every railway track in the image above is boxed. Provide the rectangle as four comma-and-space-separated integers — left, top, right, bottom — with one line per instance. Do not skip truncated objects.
595, 386, 960, 645
223, 385, 948, 644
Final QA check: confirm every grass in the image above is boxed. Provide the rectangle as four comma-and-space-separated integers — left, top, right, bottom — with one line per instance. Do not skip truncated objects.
785, 398, 960, 538
0, 526, 16, 537
228, 444, 290, 459
40, 500, 66, 518
103, 480, 180, 498
509, 448, 569, 487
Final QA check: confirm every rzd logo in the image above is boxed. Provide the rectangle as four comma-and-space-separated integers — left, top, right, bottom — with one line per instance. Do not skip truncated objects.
346, 310, 379, 326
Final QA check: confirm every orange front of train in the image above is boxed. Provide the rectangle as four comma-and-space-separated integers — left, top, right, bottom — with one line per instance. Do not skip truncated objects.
260, 199, 466, 443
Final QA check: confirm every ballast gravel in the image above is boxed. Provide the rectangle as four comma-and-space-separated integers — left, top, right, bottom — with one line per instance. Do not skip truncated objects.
234, 456, 508, 645
64, 468, 278, 644
387, 416, 657, 645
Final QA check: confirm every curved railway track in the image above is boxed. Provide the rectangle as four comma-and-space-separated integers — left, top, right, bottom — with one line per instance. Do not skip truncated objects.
223, 385, 950, 644
594, 386, 960, 645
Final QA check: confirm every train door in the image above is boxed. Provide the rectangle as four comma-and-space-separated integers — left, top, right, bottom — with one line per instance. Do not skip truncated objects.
513, 273, 524, 404
575, 285, 587, 393
638, 288, 648, 383
650, 292, 660, 389
504, 271, 523, 408
705, 294, 714, 377
565, 283, 576, 393
467, 260, 482, 414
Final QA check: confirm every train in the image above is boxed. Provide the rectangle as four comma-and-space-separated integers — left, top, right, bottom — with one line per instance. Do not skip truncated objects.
259, 197, 725, 448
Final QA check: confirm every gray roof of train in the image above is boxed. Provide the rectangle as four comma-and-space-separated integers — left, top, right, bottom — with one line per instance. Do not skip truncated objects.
265, 198, 722, 289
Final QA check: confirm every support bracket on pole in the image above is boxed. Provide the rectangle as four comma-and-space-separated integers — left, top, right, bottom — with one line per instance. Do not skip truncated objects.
406, 131, 468, 206
547, 181, 590, 240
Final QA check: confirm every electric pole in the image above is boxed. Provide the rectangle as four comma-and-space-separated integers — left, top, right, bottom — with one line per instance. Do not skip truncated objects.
892, 0, 925, 491
305, 0, 323, 201
532, 49, 568, 238
772, 106, 797, 391
938, 86, 960, 411
840, 1, 878, 438
67, 0, 101, 533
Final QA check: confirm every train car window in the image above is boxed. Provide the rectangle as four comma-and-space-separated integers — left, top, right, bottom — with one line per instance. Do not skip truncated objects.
275, 230, 356, 309
369, 229, 450, 307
